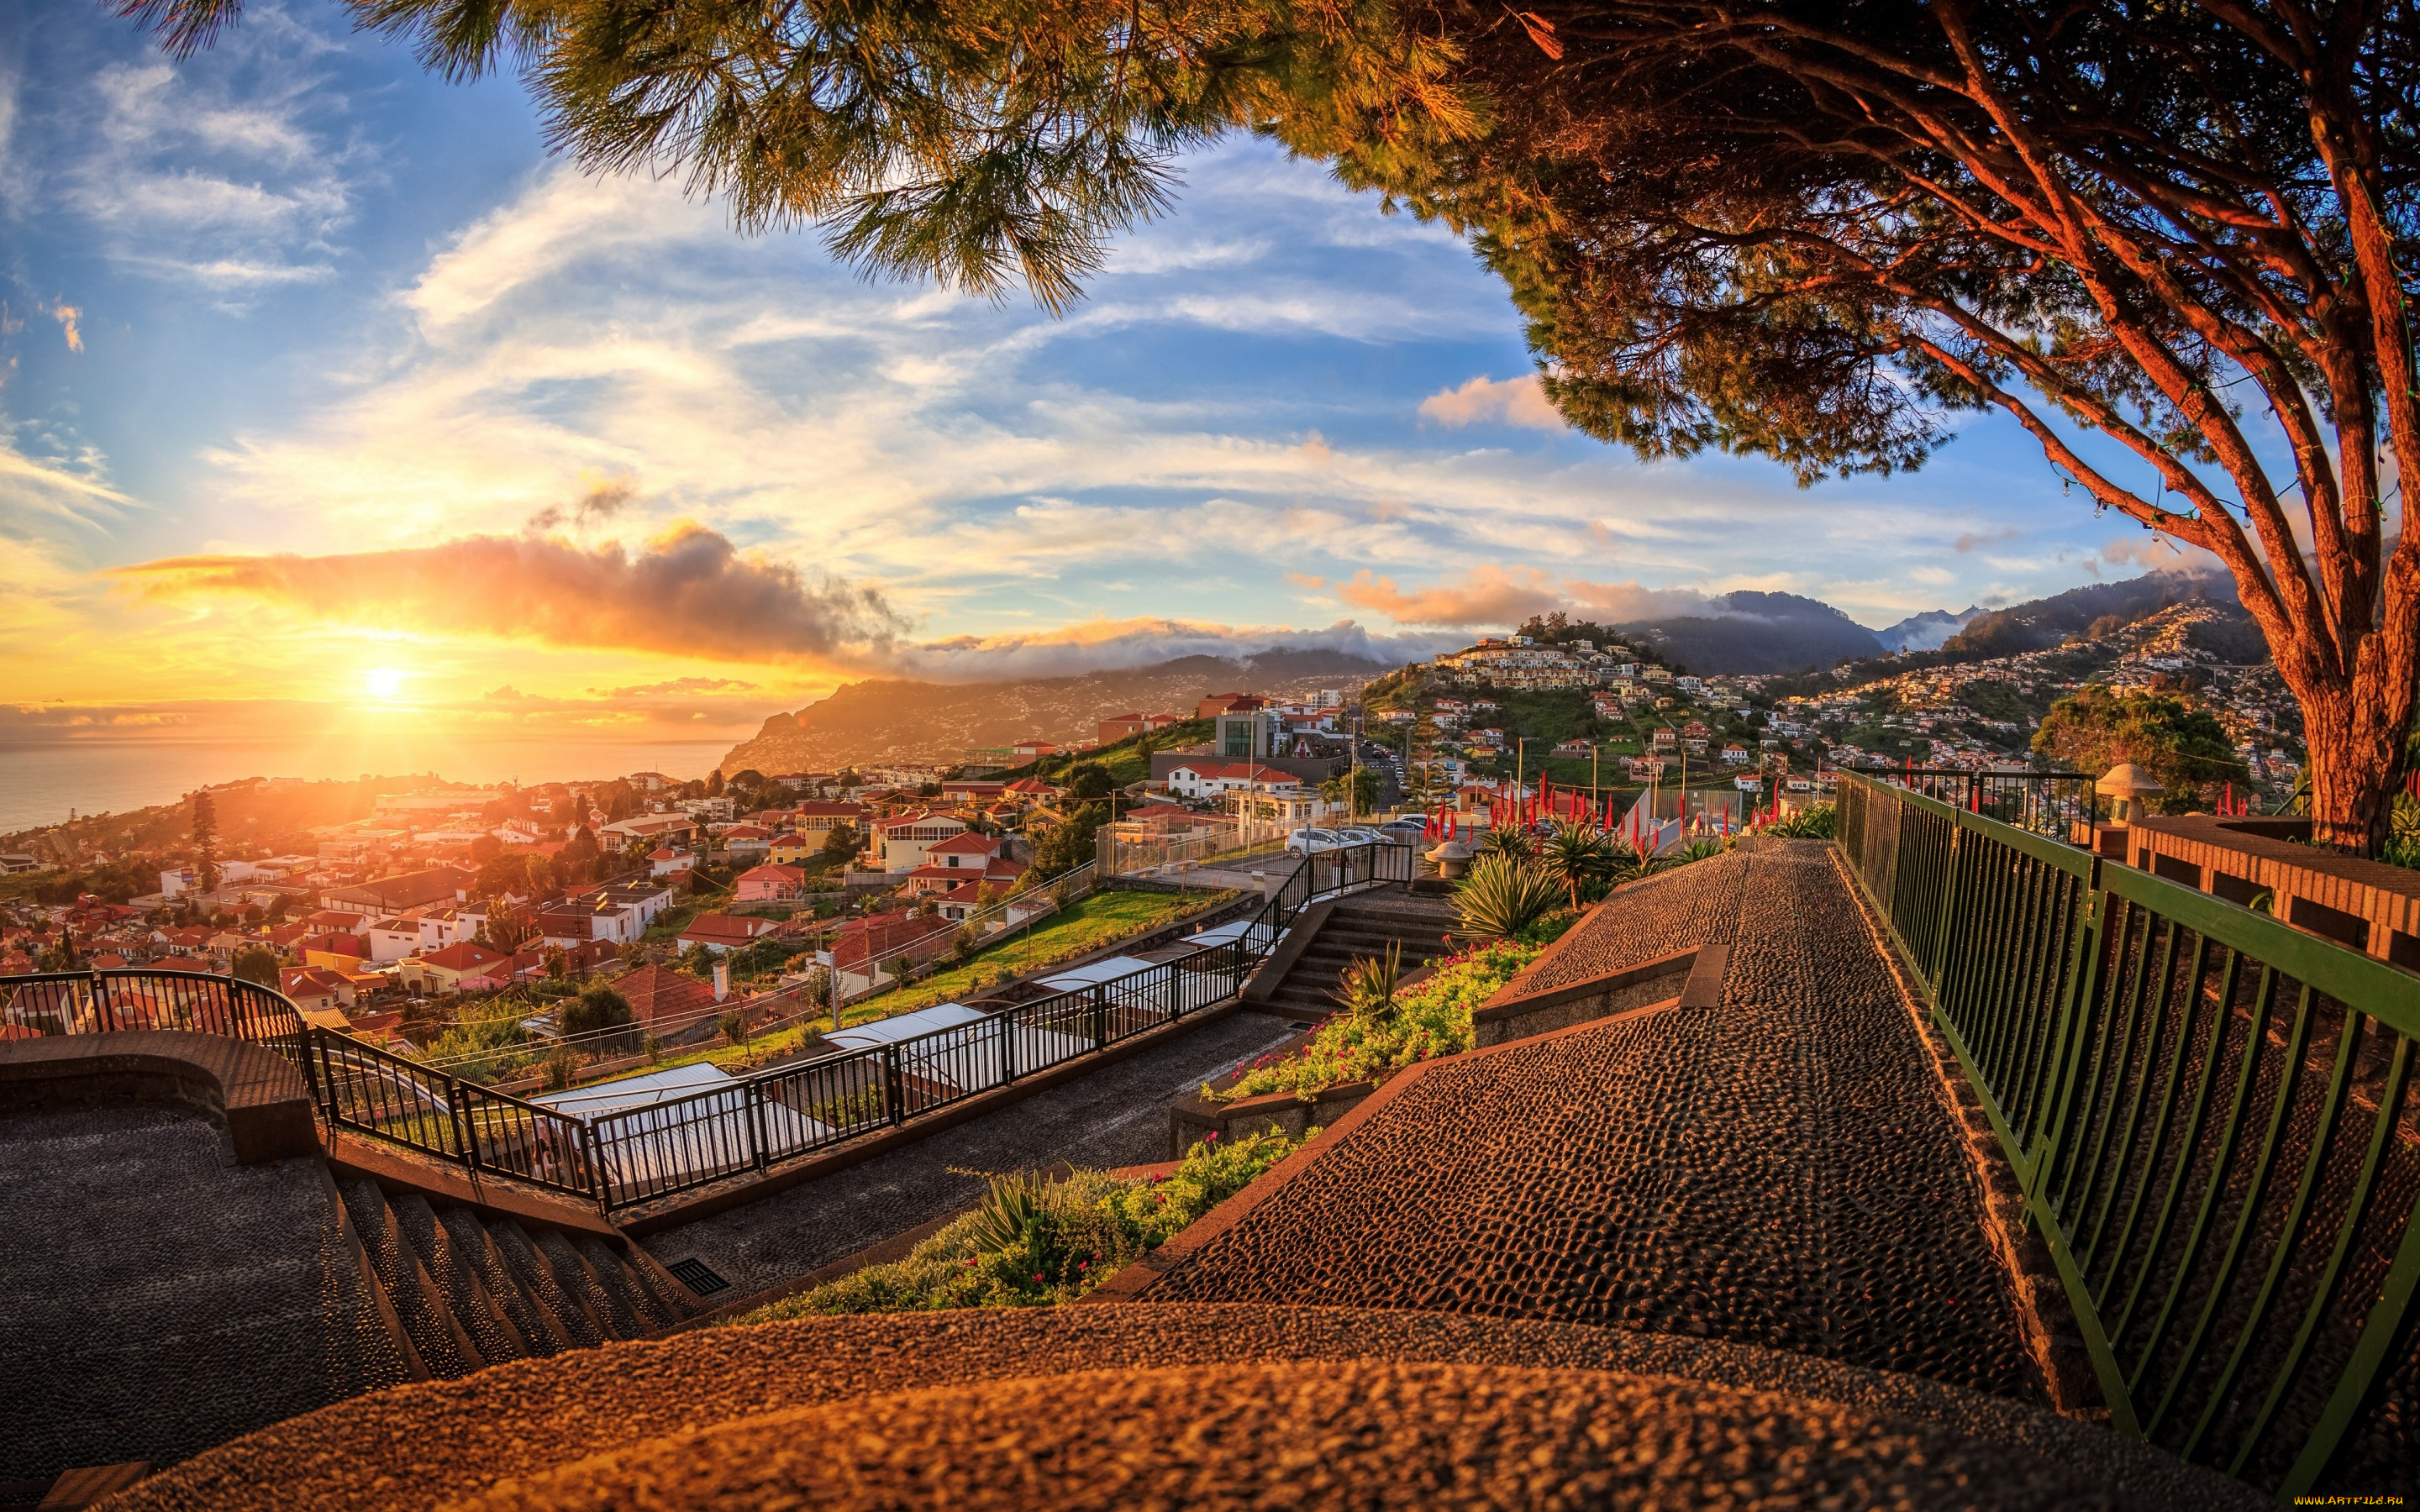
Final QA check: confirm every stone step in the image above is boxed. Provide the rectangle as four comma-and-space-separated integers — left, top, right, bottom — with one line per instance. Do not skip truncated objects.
336, 1179, 478, 1380
489, 1218, 608, 1350
534, 1228, 644, 1341
439, 1205, 562, 1360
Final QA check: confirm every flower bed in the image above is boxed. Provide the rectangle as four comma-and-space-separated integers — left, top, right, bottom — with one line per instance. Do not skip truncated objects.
730, 1129, 1310, 1319
1212, 937, 1546, 1103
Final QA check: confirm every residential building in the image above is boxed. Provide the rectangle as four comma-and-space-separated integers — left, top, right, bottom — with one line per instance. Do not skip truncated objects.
676, 913, 779, 953
1197, 692, 1266, 719
1165, 762, 1305, 802
399, 942, 512, 995
648, 848, 696, 878
734, 863, 809, 902
788, 801, 871, 837
320, 867, 471, 921
614, 963, 720, 1033
278, 967, 357, 1013
873, 812, 970, 874
718, 824, 773, 859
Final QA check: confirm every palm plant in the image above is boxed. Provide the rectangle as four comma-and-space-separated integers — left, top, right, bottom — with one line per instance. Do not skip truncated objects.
1453, 853, 1564, 940
1332, 942, 1403, 1022
1477, 825, 1535, 863
1539, 821, 1619, 911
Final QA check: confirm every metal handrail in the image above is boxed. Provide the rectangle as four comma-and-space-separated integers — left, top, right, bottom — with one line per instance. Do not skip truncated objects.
1836, 770, 2419, 1496
0, 966, 308, 1063
0, 843, 1413, 1216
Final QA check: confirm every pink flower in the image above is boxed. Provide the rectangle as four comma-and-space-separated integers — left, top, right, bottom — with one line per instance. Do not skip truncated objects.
1033, 1273, 1044, 1282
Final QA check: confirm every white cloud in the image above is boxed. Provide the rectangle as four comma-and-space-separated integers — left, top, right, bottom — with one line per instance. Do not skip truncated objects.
63, 37, 361, 295
1418, 373, 1568, 431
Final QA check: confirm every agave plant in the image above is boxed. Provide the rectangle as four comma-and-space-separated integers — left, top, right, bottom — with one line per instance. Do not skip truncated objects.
1764, 803, 1838, 840
1332, 941, 1404, 1022
1453, 853, 1565, 940
968, 1170, 1053, 1254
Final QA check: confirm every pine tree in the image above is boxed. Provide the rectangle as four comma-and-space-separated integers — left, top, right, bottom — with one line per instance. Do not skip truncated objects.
190, 790, 220, 894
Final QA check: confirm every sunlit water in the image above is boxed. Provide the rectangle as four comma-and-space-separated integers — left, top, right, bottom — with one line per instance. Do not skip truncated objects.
0, 738, 739, 834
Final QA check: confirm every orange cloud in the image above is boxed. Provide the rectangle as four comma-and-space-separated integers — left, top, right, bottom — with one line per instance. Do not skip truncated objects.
1337, 565, 1724, 627
113, 523, 903, 664
1336, 565, 1563, 626
1417, 373, 1566, 431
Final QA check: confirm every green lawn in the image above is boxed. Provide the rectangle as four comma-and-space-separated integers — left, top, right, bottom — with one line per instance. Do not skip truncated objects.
626, 888, 1239, 1079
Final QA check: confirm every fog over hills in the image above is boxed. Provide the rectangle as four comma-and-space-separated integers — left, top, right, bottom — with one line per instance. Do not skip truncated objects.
1876, 606, 1985, 654
719, 649, 1397, 774
718, 572, 2236, 771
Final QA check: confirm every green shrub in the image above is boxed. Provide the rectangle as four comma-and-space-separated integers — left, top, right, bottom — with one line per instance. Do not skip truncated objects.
1453, 853, 1564, 939
1217, 939, 1540, 1102
731, 1129, 1309, 1319
1764, 803, 1837, 840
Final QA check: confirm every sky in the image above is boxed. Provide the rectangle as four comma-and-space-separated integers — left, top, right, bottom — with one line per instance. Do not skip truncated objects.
0, 0, 2204, 763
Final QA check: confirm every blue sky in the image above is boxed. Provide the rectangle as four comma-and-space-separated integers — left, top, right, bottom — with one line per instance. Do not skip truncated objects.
0, 0, 2202, 747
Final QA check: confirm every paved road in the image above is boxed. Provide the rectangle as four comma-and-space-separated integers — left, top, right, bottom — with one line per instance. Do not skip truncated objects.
643, 1007, 1303, 1295
1154, 841, 2049, 1404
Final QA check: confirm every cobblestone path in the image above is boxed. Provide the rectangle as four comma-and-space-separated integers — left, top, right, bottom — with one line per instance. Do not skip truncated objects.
1154, 841, 2047, 1402
644, 1008, 1302, 1294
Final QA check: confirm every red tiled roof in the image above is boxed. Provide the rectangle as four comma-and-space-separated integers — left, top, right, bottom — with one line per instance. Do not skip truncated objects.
615, 963, 717, 1029
923, 832, 1002, 856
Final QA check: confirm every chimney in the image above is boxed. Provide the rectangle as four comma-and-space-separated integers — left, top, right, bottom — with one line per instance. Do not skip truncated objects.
713, 960, 729, 1002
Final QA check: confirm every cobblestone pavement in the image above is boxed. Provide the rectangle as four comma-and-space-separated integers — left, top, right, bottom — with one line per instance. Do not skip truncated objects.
118, 1306, 2262, 1512
1154, 842, 2049, 1402
0, 1104, 408, 1482
644, 1009, 1303, 1294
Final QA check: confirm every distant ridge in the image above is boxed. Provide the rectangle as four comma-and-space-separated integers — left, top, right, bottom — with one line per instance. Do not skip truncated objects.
1876, 606, 1983, 654
1618, 591, 1886, 675
718, 648, 1393, 774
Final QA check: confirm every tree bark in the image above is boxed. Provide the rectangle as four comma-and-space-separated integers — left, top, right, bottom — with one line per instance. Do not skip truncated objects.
2290, 668, 2409, 856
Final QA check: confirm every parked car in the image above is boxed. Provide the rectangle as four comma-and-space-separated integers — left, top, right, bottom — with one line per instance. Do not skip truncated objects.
1288, 827, 1381, 856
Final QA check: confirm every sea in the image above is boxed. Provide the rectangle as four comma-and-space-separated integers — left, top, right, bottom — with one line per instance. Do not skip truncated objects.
0, 738, 739, 835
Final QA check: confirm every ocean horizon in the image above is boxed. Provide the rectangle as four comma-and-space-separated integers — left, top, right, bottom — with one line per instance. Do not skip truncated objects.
0, 738, 740, 837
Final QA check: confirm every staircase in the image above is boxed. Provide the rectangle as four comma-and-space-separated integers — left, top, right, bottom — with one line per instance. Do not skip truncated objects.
1244, 892, 1462, 1022
335, 1177, 702, 1378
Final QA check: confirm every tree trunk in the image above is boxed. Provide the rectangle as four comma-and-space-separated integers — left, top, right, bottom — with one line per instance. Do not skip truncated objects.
2296, 677, 2406, 856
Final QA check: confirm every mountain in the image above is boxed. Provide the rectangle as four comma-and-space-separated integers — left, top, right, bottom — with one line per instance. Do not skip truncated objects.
1618, 591, 1888, 675
718, 649, 1395, 774
1876, 606, 1982, 654
1938, 571, 2236, 660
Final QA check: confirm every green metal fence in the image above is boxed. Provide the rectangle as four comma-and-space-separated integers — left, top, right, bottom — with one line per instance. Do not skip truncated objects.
1837, 771, 2420, 1496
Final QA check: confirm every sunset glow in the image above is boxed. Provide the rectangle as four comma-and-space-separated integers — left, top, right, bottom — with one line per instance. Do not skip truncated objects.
4, 0, 2168, 772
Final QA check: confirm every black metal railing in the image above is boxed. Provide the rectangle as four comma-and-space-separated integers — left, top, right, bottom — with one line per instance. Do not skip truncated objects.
1838, 771, 2420, 1496
1856, 765, 2099, 842
0, 842, 1409, 1215
0, 968, 308, 1062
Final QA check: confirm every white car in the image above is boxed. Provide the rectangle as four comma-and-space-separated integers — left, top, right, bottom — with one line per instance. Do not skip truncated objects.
1286, 827, 1349, 856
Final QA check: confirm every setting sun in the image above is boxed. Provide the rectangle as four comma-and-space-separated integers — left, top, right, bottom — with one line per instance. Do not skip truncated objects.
363, 667, 408, 700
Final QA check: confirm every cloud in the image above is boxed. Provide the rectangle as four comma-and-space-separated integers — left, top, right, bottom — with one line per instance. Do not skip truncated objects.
1338, 564, 1562, 625
112, 522, 907, 664
50, 304, 82, 353
1336, 564, 1749, 628
61, 43, 360, 296
589, 676, 761, 697
1954, 526, 2020, 553
526, 477, 639, 533
888, 617, 1455, 680
1418, 374, 1567, 432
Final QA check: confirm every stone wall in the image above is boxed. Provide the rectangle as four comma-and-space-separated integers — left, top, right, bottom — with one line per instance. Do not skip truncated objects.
2127, 815, 2420, 971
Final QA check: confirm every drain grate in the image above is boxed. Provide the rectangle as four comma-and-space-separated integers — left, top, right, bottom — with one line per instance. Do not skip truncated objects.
666, 1257, 731, 1296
